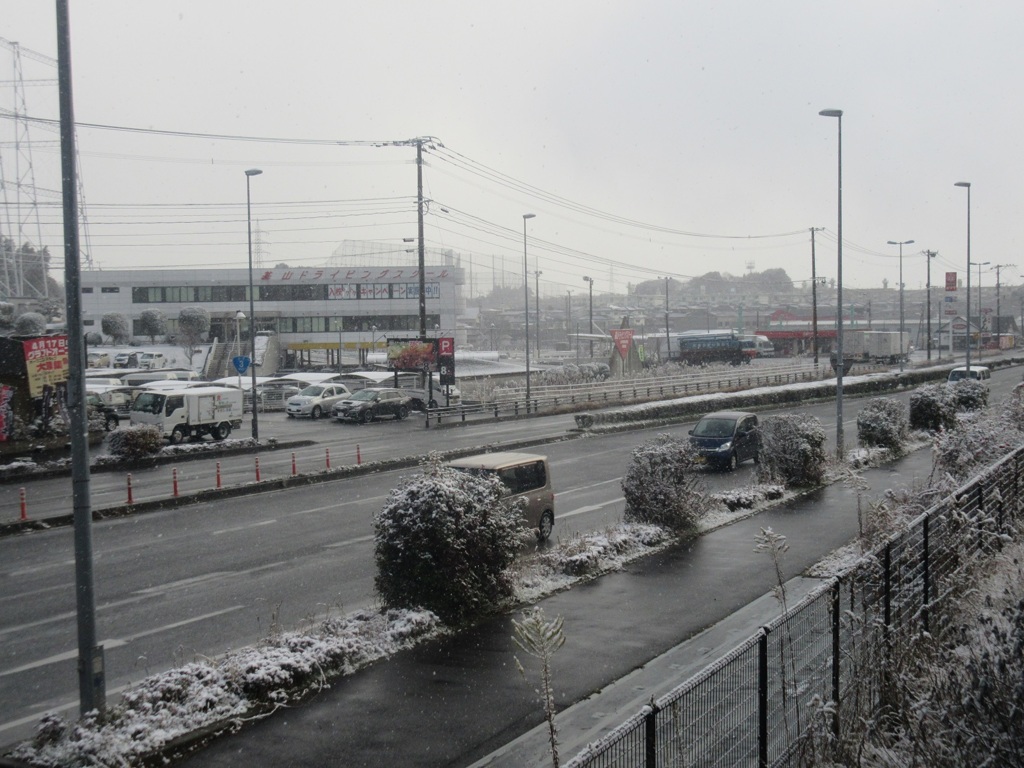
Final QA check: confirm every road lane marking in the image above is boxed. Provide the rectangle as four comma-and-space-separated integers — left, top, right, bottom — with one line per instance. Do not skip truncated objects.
0, 606, 245, 678
559, 498, 625, 519
323, 534, 374, 549
212, 519, 278, 535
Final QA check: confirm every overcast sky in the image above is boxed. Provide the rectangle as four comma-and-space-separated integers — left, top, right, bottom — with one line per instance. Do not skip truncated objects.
4, 1, 1022, 302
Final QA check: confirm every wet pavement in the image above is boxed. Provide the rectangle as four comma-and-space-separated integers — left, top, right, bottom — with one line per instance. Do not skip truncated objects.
174, 448, 934, 768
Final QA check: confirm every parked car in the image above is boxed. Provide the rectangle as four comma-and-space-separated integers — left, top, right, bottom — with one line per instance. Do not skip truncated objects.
285, 383, 351, 419
688, 410, 760, 471
113, 351, 139, 368
332, 388, 413, 423
87, 351, 111, 368
138, 352, 167, 370
445, 452, 555, 540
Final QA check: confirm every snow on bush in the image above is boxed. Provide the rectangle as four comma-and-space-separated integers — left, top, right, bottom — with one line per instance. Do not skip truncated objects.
950, 378, 989, 411
856, 396, 908, 453
621, 434, 712, 533
374, 455, 527, 625
909, 383, 957, 432
1002, 381, 1024, 430
931, 410, 1023, 483
756, 413, 828, 487
107, 424, 164, 460
713, 484, 785, 512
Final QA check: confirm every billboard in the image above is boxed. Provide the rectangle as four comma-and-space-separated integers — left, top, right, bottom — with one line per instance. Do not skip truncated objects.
23, 336, 69, 398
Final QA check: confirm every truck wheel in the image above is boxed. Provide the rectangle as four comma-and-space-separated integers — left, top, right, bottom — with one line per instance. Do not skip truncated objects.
211, 422, 231, 440
170, 426, 188, 444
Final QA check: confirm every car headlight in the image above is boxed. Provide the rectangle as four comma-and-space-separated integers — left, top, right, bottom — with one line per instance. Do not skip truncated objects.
716, 441, 733, 452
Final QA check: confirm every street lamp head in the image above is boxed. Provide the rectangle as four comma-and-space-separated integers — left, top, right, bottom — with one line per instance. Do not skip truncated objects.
235, 310, 246, 320
887, 239, 915, 246
245, 168, 263, 177
819, 108, 843, 118
523, 213, 536, 221
954, 181, 971, 189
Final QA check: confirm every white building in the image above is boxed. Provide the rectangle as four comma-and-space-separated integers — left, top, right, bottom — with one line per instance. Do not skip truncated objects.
80, 262, 465, 368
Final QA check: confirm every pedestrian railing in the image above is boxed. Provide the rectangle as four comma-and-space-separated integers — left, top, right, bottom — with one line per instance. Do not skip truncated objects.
565, 447, 1023, 768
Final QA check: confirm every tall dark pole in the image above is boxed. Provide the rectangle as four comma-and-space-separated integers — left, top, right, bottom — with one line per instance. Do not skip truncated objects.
523, 214, 535, 405
925, 250, 936, 361
811, 228, 822, 366
887, 239, 914, 371
534, 269, 542, 354
664, 276, 671, 362
583, 276, 595, 357
57, 0, 105, 716
971, 260, 990, 359
820, 108, 844, 458
416, 140, 427, 342
955, 182, 972, 372
993, 264, 1015, 350
245, 168, 262, 440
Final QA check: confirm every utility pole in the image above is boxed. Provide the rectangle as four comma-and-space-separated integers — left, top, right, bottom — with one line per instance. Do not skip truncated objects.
811, 227, 823, 366
992, 264, 1016, 349
534, 269, 542, 354
925, 251, 937, 361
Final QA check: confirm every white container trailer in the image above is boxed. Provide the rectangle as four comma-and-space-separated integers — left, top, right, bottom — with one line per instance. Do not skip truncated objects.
863, 331, 910, 364
130, 386, 243, 443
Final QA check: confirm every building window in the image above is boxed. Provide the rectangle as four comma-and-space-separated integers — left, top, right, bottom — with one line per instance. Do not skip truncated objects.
101, 286, 120, 293
82, 287, 93, 294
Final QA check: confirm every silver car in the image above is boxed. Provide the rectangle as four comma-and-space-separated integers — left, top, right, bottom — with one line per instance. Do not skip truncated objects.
285, 383, 351, 419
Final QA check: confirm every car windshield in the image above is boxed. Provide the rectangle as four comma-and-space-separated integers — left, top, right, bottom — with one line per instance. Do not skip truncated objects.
350, 389, 378, 401
299, 385, 325, 396
693, 417, 738, 438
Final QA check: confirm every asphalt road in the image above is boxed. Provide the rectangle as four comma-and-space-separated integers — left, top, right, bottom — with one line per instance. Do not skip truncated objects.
1, 363, 1019, 750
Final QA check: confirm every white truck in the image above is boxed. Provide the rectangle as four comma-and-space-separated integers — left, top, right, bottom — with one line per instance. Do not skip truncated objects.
130, 386, 243, 443
841, 330, 910, 364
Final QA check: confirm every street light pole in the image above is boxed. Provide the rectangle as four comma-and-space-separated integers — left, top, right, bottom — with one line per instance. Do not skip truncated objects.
887, 239, 914, 371
523, 214, 535, 407
819, 108, 844, 459
955, 182, 972, 372
583, 276, 595, 358
925, 251, 936, 361
245, 168, 262, 440
971, 259, 991, 359
235, 310, 245, 390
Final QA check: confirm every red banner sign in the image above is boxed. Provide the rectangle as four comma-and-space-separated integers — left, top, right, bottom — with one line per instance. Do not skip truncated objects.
610, 329, 634, 360
945, 272, 957, 291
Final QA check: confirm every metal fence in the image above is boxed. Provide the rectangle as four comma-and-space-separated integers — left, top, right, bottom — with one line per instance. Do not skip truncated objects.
565, 446, 1024, 768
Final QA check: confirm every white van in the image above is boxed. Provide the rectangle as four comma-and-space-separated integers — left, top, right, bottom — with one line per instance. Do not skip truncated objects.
446, 452, 554, 540
948, 365, 991, 386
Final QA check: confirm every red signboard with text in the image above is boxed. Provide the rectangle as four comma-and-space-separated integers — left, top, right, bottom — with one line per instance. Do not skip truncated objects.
945, 272, 957, 291
22, 336, 68, 398
610, 329, 634, 360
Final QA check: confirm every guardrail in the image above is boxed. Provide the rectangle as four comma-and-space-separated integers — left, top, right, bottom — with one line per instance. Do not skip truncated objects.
563, 445, 1024, 767
422, 362, 848, 427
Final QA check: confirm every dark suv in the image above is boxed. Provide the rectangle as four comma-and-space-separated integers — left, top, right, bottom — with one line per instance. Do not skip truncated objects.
332, 388, 412, 423
688, 410, 760, 470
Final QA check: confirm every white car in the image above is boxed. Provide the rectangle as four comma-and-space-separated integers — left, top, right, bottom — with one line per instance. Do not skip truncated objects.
286, 383, 351, 419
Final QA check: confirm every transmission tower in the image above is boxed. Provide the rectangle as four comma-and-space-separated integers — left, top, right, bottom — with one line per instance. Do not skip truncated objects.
1, 35, 94, 300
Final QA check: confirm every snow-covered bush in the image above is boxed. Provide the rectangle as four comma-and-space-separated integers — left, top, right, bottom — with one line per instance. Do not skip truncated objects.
931, 412, 1021, 482
856, 396, 908, 453
101, 312, 130, 345
14, 311, 47, 336
909, 384, 957, 432
107, 424, 163, 460
950, 378, 988, 411
374, 455, 526, 625
1002, 382, 1024, 431
756, 414, 827, 487
621, 434, 712, 533
713, 484, 785, 512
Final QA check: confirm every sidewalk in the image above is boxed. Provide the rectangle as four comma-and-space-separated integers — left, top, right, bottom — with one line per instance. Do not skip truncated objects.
174, 449, 934, 768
